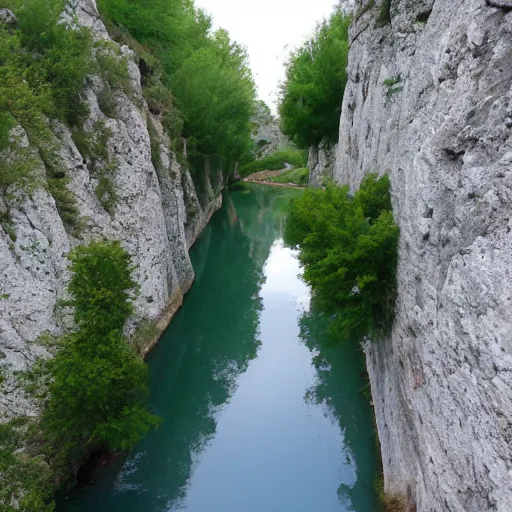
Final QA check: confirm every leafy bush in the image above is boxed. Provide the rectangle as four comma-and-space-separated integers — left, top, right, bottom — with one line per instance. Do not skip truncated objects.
279, 8, 350, 148
97, 85, 117, 118
239, 148, 307, 176
72, 122, 119, 214
269, 167, 309, 186
95, 43, 132, 96
40, 241, 160, 477
285, 174, 399, 339
14, 0, 93, 126
0, 419, 55, 512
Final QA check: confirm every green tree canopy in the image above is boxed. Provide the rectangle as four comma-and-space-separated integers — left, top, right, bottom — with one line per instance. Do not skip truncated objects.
278, 9, 350, 149
97, 0, 256, 164
285, 175, 399, 339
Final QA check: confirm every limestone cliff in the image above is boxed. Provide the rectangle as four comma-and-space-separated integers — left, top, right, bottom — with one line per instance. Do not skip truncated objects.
252, 101, 290, 159
335, 1, 512, 510
0, 1, 222, 419
307, 142, 337, 187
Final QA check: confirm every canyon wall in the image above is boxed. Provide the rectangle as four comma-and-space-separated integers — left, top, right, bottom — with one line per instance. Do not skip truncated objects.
336, 1, 512, 510
0, 0, 222, 420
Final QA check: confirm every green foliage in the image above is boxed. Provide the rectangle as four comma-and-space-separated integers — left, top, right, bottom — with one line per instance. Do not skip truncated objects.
376, 0, 392, 27
68, 241, 135, 333
269, 167, 309, 186
72, 122, 119, 214
40, 241, 160, 477
354, 0, 375, 22
384, 76, 403, 98
47, 177, 79, 227
95, 43, 132, 96
0, 0, 93, 198
97, 85, 117, 118
95, 172, 118, 214
239, 148, 307, 176
15, 0, 93, 125
0, 213, 17, 242
130, 318, 159, 354
97, 0, 256, 166
278, 8, 350, 148
285, 174, 399, 339
383, 76, 401, 87
0, 419, 55, 512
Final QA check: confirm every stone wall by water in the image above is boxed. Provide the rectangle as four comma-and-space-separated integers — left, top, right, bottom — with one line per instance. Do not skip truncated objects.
308, 143, 337, 188
335, 1, 512, 510
0, 0, 222, 420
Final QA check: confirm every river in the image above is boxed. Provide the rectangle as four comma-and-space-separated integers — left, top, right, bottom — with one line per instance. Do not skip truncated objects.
61, 183, 381, 512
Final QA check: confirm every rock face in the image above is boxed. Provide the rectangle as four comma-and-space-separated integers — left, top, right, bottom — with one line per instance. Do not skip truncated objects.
308, 142, 337, 187
0, 1, 222, 419
335, 1, 512, 510
252, 101, 290, 159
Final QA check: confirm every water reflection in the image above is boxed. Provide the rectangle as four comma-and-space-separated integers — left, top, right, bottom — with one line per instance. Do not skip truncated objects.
299, 309, 381, 512
62, 184, 379, 512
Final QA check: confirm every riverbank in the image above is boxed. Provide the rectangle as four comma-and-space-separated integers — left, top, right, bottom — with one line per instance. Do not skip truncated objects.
243, 178, 306, 189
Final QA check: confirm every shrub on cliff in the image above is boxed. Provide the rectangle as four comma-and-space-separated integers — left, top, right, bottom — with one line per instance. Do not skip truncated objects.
285, 174, 399, 339
278, 8, 350, 149
40, 241, 160, 477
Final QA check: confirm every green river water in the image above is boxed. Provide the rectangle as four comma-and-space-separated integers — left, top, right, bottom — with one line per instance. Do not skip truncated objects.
61, 183, 380, 512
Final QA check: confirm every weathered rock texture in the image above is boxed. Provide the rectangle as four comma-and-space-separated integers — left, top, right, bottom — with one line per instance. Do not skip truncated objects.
0, 1, 222, 419
252, 101, 290, 159
308, 142, 337, 187
336, 1, 512, 510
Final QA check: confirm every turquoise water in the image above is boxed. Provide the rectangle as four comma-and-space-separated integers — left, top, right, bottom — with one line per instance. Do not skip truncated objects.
61, 184, 380, 512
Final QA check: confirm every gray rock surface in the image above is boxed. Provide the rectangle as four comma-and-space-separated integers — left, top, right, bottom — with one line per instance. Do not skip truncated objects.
0, 0, 222, 419
336, 1, 512, 510
0, 8, 16, 27
308, 142, 337, 187
252, 101, 290, 159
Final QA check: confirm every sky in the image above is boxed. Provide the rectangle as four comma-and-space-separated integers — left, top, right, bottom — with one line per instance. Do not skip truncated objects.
195, 0, 338, 114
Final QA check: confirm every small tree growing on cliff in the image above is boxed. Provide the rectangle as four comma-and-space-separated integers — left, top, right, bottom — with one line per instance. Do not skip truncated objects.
285, 174, 399, 339
41, 241, 160, 478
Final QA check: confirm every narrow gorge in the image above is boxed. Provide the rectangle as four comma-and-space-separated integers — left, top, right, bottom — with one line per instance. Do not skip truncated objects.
1, 0, 511, 511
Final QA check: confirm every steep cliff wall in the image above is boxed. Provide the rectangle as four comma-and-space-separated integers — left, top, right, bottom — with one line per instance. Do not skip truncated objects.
336, 1, 512, 510
308, 142, 337, 187
0, 1, 222, 420
252, 101, 290, 160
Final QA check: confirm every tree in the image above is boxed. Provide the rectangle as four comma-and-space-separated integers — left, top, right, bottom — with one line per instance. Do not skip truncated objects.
285, 175, 399, 339
279, 9, 350, 148
41, 241, 160, 476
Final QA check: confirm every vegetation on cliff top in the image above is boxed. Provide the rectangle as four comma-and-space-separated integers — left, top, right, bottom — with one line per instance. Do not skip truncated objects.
97, 0, 256, 168
278, 7, 350, 149
285, 175, 399, 339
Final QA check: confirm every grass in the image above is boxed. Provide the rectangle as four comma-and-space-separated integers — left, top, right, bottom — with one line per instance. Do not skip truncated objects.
269, 167, 309, 186
239, 148, 307, 177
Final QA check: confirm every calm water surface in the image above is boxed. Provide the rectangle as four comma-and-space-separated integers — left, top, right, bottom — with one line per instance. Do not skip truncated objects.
62, 184, 380, 512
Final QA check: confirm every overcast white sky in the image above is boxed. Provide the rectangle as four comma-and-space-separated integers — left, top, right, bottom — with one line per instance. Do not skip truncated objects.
195, 0, 338, 114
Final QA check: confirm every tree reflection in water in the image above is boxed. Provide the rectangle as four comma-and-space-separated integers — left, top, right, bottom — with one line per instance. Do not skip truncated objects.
61, 184, 303, 512
299, 305, 382, 512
